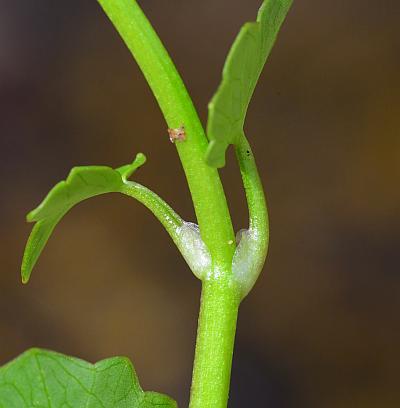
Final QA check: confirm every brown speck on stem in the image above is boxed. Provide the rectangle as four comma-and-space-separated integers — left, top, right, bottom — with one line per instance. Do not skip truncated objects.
168, 125, 186, 143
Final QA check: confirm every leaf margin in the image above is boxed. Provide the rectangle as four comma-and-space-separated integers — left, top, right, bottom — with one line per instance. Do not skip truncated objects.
0, 348, 177, 408
21, 153, 147, 283
206, 0, 293, 168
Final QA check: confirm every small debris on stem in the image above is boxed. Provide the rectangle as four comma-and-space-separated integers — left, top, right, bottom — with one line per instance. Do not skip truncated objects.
168, 125, 186, 143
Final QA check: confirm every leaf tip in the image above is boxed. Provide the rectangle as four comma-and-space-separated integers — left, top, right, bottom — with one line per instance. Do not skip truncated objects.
21, 248, 33, 283
118, 153, 147, 180
21, 265, 31, 284
26, 210, 35, 223
135, 152, 147, 166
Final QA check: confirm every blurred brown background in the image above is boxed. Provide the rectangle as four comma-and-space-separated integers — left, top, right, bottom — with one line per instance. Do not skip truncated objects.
1, 0, 399, 406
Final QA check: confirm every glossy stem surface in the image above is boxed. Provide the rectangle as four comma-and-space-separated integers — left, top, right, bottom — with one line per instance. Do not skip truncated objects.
97, 0, 235, 265
190, 278, 241, 408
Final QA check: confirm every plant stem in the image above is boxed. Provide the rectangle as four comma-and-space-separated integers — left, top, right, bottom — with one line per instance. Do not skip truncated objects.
235, 135, 269, 298
190, 278, 241, 408
120, 181, 183, 237
189, 137, 268, 406
236, 135, 268, 245
97, 0, 235, 266
96, 1, 244, 406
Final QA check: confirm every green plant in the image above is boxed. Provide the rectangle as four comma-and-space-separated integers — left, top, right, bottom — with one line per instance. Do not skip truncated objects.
0, 0, 292, 406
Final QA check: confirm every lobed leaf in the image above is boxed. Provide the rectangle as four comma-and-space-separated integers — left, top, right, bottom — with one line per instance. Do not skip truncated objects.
21, 154, 146, 283
206, 0, 293, 167
0, 348, 177, 408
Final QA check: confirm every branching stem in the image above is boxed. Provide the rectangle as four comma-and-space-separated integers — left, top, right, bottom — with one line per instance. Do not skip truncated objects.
96, 1, 268, 407
97, 0, 235, 266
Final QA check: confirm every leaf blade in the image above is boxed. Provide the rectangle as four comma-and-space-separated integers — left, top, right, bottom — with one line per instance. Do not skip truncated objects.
206, 0, 293, 167
21, 154, 146, 283
0, 349, 177, 408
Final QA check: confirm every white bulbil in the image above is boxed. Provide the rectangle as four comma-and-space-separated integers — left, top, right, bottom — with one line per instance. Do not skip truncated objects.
176, 222, 266, 296
176, 222, 212, 280
232, 228, 265, 298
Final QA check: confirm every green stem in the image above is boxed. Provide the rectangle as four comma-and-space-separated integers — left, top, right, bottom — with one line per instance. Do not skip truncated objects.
97, 0, 235, 265
189, 278, 241, 408
120, 181, 183, 238
236, 135, 268, 244
235, 135, 269, 298
96, 1, 253, 407
189, 138, 269, 406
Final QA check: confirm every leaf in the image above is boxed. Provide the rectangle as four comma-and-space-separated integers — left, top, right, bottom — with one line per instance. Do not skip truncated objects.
206, 0, 293, 167
0, 348, 177, 408
21, 153, 146, 283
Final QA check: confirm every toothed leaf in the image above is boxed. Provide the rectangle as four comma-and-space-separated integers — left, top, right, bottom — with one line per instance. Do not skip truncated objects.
206, 0, 293, 167
21, 153, 146, 283
0, 349, 177, 408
